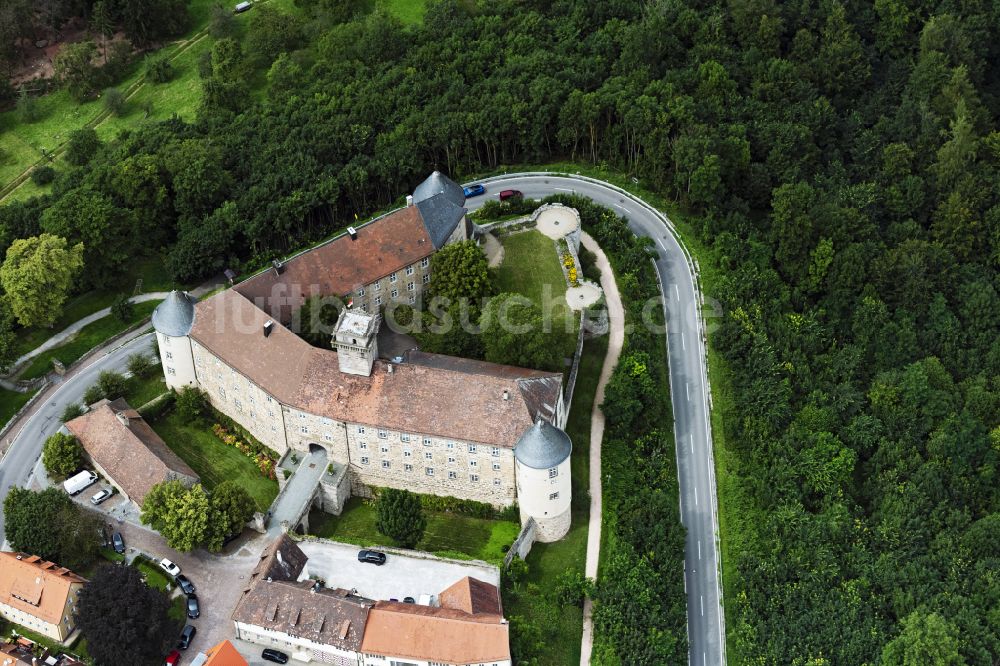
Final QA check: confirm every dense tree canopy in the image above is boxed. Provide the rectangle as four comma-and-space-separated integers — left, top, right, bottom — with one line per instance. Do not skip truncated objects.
76, 563, 179, 666
375, 487, 426, 549
0, 234, 83, 328
3, 487, 100, 569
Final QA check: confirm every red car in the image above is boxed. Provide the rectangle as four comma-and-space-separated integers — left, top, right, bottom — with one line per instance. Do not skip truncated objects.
165, 650, 180, 666
499, 189, 523, 201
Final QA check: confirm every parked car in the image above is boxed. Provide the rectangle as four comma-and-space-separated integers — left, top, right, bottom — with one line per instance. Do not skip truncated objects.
186, 594, 200, 619
234, 1, 252, 12
403, 596, 415, 604
90, 488, 112, 505
159, 558, 181, 577
175, 574, 195, 595
164, 649, 180, 665
261, 648, 289, 664
357, 549, 387, 565
463, 183, 486, 197
498, 189, 523, 201
112, 532, 125, 554
177, 625, 196, 650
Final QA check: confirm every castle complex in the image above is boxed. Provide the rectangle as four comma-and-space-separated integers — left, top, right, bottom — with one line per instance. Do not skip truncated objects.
151, 172, 574, 542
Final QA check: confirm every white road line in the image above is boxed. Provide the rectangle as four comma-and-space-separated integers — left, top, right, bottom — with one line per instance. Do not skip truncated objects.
682, 332, 686, 350
686, 382, 690, 401
694, 486, 699, 506
698, 540, 702, 560
675, 284, 680, 300
703, 653, 707, 666
657, 238, 667, 250
555, 187, 573, 191
700, 595, 704, 616
619, 206, 631, 214
690, 435, 694, 454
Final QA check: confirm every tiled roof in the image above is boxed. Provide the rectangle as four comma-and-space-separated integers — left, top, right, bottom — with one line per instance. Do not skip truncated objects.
234, 206, 434, 323
249, 535, 308, 584
190, 290, 563, 447
360, 598, 510, 664
232, 580, 373, 653
65, 398, 199, 505
438, 576, 503, 616
0, 553, 86, 626
201, 640, 247, 666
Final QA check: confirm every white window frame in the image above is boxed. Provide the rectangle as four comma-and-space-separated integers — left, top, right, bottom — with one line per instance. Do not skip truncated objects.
406, 266, 414, 276
548, 467, 558, 479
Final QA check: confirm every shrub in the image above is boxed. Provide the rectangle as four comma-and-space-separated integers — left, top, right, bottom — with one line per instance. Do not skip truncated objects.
97, 370, 127, 399
110, 294, 133, 322
145, 56, 174, 83
375, 488, 426, 549
65, 128, 101, 166
83, 384, 105, 405
552, 569, 593, 607
42, 432, 83, 479
61, 403, 85, 422
137, 391, 175, 420
31, 165, 56, 185
175, 386, 210, 423
208, 2, 236, 38
16, 87, 40, 123
126, 353, 154, 377
103, 87, 127, 116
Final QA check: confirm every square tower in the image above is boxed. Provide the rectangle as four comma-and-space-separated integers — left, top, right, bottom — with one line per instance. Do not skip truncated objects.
334, 309, 380, 376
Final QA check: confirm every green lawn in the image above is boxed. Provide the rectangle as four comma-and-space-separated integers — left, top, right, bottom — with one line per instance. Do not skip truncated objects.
0, 388, 36, 427
19, 300, 161, 380
133, 557, 171, 591
150, 411, 278, 511
308, 498, 520, 565
566, 336, 608, 513
492, 230, 567, 307
121, 372, 168, 408
13, 255, 174, 358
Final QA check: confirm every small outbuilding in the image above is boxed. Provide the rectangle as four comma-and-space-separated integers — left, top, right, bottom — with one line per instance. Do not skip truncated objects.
65, 398, 199, 507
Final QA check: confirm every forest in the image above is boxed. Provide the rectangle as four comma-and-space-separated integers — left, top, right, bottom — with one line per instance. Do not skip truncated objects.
2, 0, 1000, 663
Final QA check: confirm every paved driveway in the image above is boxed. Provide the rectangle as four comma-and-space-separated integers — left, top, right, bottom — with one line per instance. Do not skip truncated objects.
297, 540, 499, 602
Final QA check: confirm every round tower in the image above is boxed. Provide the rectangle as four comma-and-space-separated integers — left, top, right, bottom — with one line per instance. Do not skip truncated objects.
151, 291, 198, 391
514, 419, 572, 542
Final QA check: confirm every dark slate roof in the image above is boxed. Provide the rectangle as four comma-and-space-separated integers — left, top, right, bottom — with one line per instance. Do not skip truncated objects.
513, 420, 572, 469
251, 535, 309, 583
415, 193, 466, 249
412, 171, 465, 208
152, 291, 196, 337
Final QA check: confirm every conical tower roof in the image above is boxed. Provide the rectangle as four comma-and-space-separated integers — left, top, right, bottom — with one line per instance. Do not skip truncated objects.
152, 290, 196, 337
513, 420, 572, 469
412, 170, 465, 207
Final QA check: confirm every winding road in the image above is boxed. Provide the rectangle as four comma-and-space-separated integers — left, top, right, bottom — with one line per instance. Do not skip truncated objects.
0, 173, 724, 664
467, 174, 725, 666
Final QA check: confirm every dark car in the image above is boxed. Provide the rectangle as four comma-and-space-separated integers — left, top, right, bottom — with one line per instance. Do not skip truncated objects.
186, 594, 200, 619
463, 183, 486, 198
112, 532, 125, 554
357, 549, 387, 565
261, 648, 289, 664
177, 624, 196, 650
498, 189, 523, 201
403, 596, 415, 604
176, 574, 195, 595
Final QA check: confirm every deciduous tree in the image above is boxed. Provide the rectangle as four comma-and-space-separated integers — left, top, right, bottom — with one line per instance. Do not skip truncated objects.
42, 432, 83, 479
0, 234, 84, 328
375, 488, 426, 549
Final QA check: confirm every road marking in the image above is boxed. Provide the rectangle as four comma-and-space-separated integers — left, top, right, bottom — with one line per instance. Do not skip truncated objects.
675, 284, 680, 300
686, 382, 690, 401
694, 486, 699, 506
682, 332, 686, 350
657, 238, 666, 250
618, 205, 632, 214
703, 653, 707, 666
698, 540, 702, 560
690, 435, 694, 454
700, 595, 704, 616
555, 187, 573, 191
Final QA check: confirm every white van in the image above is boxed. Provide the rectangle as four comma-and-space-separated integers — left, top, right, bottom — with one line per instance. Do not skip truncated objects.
63, 470, 98, 496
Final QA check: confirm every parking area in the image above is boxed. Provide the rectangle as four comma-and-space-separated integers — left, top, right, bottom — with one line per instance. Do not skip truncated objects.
297, 540, 500, 602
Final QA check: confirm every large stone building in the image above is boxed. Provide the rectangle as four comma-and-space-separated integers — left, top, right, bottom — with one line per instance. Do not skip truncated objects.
152, 172, 573, 542
0, 553, 86, 643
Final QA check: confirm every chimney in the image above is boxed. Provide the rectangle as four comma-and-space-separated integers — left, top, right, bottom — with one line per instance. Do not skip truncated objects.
502, 389, 510, 401
264, 320, 274, 337
347, 226, 358, 240
272, 259, 284, 275
406, 195, 413, 207
116, 411, 130, 427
